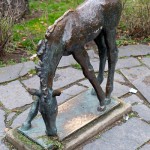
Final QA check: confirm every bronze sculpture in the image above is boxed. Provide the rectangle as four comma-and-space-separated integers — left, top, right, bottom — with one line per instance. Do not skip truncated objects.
21, 0, 122, 136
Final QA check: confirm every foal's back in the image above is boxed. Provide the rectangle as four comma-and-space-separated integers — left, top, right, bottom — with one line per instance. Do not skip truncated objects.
76, 0, 122, 29
45, 0, 122, 53
61, 0, 122, 51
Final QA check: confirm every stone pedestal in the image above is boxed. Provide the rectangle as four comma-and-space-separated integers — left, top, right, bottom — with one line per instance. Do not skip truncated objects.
6, 90, 131, 150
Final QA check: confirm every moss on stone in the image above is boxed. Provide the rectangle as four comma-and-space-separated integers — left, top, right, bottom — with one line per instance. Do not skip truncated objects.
37, 135, 64, 150
0, 101, 3, 107
13, 130, 64, 150
14, 130, 43, 150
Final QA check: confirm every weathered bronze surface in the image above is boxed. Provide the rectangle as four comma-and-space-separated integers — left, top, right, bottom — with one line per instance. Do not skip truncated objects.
21, 0, 122, 137
19, 90, 120, 149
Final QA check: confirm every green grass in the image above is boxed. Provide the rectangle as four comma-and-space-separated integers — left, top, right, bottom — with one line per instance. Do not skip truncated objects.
0, 61, 6, 67
71, 63, 82, 70
116, 36, 137, 47
0, 59, 16, 67
3, 0, 149, 67
141, 36, 150, 43
12, 0, 84, 53
28, 69, 36, 76
128, 112, 137, 118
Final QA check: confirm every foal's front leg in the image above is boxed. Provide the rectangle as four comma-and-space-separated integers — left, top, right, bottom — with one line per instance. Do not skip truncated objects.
104, 29, 118, 104
72, 49, 106, 111
21, 97, 39, 130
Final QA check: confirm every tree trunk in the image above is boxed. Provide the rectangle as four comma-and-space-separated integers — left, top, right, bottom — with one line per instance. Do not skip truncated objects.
0, 0, 29, 20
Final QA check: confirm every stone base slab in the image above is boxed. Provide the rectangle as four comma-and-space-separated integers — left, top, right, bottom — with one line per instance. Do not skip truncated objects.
64, 99, 131, 150
6, 91, 131, 150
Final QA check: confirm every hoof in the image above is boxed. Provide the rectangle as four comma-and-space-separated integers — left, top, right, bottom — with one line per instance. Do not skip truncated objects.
97, 105, 106, 112
46, 129, 57, 137
91, 88, 96, 95
21, 122, 31, 131
105, 98, 111, 105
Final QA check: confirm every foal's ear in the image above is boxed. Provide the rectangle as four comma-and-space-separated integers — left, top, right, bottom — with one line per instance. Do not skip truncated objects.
52, 89, 61, 97
27, 88, 41, 96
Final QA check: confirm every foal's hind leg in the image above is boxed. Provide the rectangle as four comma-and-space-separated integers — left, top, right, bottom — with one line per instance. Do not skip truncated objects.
104, 29, 118, 104
95, 32, 107, 84
72, 48, 106, 111
91, 32, 107, 95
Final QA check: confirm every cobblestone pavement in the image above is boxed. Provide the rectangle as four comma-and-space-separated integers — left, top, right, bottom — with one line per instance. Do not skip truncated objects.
0, 45, 150, 149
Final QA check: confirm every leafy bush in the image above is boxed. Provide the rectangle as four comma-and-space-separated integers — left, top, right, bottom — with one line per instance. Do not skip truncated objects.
0, 14, 14, 57
0, 0, 30, 57
121, 0, 150, 37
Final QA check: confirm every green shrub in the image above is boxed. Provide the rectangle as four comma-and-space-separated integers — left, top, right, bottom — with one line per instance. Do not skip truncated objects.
0, 14, 14, 57
121, 0, 150, 37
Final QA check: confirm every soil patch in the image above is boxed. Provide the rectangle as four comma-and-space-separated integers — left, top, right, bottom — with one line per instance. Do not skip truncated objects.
0, 49, 30, 65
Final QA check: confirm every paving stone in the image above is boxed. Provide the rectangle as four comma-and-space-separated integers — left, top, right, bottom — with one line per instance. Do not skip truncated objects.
121, 66, 150, 103
58, 55, 77, 68
87, 73, 126, 83
0, 63, 22, 83
87, 50, 96, 59
94, 52, 99, 59
0, 81, 33, 109
7, 112, 16, 121
0, 61, 35, 83
0, 109, 5, 137
90, 57, 140, 73
114, 73, 126, 83
111, 82, 129, 97
11, 108, 30, 128
132, 74, 150, 103
140, 144, 150, 150
57, 93, 72, 105
0, 141, 9, 150
123, 95, 143, 105
89, 52, 143, 73
141, 57, 150, 68
119, 45, 150, 58
79, 79, 92, 88
121, 66, 150, 101
116, 57, 141, 70
22, 68, 84, 90
22, 75, 40, 89
121, 66, 150, 82
57, 85, 87, 105
83, 118, 150, 150
19, 61, 35, 76
53, 67, 84, 89
63, 85, 87, 96
22, 81, 87, 106
80, 78, 129, 98
90, 59, 100, 72
132, 104, 150, 122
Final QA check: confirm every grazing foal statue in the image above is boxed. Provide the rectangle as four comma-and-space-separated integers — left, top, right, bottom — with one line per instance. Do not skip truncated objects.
21, 0, 122, 136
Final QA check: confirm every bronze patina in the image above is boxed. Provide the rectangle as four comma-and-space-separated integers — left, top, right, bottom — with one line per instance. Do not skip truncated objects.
21, 0, 122, 136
